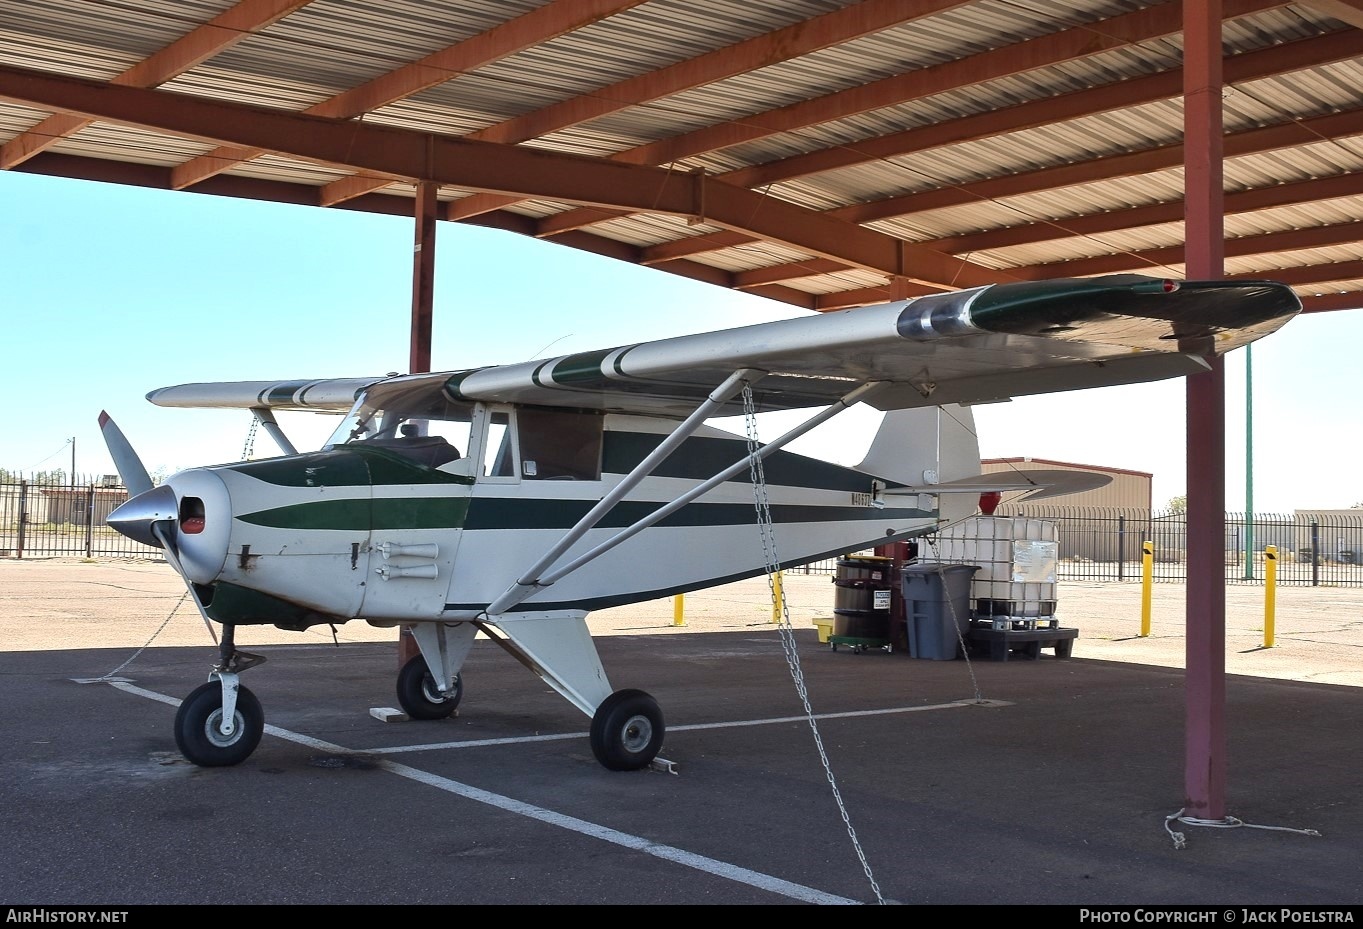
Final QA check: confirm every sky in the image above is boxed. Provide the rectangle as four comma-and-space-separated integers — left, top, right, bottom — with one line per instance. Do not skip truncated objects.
2, 169, 1360, 514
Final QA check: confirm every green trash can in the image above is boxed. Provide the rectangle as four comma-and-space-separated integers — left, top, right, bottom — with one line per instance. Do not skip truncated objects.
901, 563, 979, 660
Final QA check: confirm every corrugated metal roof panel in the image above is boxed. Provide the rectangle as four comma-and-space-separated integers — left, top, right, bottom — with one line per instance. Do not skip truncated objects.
1, 0, 1360, 314
0, 1, 234, 62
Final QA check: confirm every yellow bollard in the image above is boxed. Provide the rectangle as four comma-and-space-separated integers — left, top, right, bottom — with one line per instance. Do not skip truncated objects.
772, 570, 784, 624
1140, 540, 1153, 638
672, 594, 685, 627
1264, 545, 1277, 647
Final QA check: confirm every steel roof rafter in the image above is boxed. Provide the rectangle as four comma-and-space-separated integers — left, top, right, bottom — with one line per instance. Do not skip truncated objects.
170, 0, 648, 192
698, 167, 1363, 289
440, 0, 972, 220
516, 0, 1287, 234
0, 64, 1011, 290
0, 0, 314, 170
618, 27, 1363, 267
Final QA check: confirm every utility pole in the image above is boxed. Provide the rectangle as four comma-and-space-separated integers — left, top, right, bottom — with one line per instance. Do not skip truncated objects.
70, 436, 76, 484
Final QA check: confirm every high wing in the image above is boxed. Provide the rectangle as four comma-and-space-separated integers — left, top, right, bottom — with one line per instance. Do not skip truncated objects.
145, 377, 384, 412
145, 275, 1300, 418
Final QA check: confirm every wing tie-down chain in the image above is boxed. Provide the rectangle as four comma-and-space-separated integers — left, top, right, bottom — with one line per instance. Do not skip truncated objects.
741, 380, 886, 907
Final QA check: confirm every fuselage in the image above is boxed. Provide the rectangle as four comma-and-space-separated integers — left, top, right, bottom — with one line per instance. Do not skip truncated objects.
164, 412, 940, 630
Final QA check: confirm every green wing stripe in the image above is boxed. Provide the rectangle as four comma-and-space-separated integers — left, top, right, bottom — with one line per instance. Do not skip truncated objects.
961, 276, 1301, 353
550, 349, 614, 385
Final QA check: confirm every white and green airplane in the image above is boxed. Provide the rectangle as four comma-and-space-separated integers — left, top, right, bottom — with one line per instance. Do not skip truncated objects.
100, 274, 1299, 773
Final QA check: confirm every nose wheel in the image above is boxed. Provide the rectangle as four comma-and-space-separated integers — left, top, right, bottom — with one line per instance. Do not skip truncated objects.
174, 679, 264, 766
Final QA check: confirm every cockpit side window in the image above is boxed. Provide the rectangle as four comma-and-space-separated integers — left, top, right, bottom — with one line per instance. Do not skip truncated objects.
516, 408, 604, 481
483, 412, 514, 477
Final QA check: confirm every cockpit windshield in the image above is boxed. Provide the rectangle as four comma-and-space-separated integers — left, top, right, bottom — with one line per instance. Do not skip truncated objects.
325, 376, 473, 469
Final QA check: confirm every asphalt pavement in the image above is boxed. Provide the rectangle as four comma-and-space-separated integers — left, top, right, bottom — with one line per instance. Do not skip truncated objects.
1, 558, 1360, 906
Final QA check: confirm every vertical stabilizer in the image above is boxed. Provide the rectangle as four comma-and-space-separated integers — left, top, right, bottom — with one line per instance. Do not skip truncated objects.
856, 404, 982, 525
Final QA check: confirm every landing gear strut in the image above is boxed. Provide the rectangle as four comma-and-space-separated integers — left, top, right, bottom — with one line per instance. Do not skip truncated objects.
173, 622, 266, 767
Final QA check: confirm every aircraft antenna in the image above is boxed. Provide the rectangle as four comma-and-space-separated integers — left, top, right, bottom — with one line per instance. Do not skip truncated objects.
742, 382, 887, 906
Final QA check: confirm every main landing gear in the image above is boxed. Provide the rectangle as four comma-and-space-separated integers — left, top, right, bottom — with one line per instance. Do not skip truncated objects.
590, 689, 664, 772
173, 623, 266, 767
396, 654, 463, 720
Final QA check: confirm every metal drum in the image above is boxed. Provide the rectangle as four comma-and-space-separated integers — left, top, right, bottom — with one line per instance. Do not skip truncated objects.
831, 554, 894, 641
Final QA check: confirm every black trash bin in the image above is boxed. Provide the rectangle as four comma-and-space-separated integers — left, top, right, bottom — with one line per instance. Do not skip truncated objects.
901, 563, 979, 660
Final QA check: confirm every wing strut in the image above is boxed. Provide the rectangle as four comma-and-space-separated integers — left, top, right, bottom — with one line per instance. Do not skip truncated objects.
249, 407, 299, 456
484, 368, 760, 615
485, 379, 889, 616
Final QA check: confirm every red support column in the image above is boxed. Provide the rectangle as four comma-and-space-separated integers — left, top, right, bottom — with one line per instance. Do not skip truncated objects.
400, 182, 439, 668
1182, 0, 1228, 822
409, 181, 437, 376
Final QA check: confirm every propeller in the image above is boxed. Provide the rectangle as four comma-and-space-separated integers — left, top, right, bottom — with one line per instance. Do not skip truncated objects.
99, 411, 218, 642
97, 411, 154, 497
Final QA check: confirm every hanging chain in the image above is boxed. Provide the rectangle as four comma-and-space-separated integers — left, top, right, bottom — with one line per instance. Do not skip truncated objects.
239, 416, 257, 460
741, 382, 886, 906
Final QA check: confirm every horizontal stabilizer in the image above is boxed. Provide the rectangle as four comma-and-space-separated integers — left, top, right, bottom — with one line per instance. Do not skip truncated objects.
884, 468, 1112, 502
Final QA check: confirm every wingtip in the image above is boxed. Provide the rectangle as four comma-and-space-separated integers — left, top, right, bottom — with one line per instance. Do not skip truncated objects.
98, 410, 109, 428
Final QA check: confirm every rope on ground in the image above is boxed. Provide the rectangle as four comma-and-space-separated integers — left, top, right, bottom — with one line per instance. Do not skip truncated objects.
1164, 808, 1322, 849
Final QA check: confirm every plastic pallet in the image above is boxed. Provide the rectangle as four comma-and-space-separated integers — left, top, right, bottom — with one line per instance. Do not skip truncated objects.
967, 627, 1077, 661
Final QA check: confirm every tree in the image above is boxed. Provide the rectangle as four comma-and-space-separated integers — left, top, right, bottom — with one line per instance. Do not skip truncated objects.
1166, 494, 1187, 514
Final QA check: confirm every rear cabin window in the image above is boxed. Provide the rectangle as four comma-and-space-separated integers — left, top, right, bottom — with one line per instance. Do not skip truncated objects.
516, 408, 603, 481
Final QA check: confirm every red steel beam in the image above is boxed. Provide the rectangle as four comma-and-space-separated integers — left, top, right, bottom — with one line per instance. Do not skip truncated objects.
693, 173, 1363, 289
924, 172, 1363, 255
503, 0, 1285, 231
0, 0, 312, 170
641, 99, 1363, 266
606, 29, 1363, 265
445, 0, 972, 219
1299, 291, 1363, 313
0, 64, 1011, 289
172, 0, 647, 191
1009, 220, 1363, 280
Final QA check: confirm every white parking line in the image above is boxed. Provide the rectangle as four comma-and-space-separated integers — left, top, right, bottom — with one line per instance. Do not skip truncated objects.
359, 697, 1004, 755
109, 680, 865, 905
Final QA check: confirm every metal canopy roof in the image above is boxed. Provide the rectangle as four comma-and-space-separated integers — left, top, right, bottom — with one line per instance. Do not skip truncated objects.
2, 0, 1362, 315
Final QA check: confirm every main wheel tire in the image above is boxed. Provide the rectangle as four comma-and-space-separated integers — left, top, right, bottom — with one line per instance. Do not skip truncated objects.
589, 688, 664, 771
174, 681, 264, 767
396, 654, 462, 720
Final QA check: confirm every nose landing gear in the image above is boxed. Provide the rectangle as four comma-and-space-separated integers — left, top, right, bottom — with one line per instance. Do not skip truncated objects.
173, 623, 267, 767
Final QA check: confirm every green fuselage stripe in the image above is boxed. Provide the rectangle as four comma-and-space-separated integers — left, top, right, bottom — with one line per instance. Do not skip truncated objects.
462, 497, 927, 530
236, 495, 925, 532
238, 498, 470, 530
